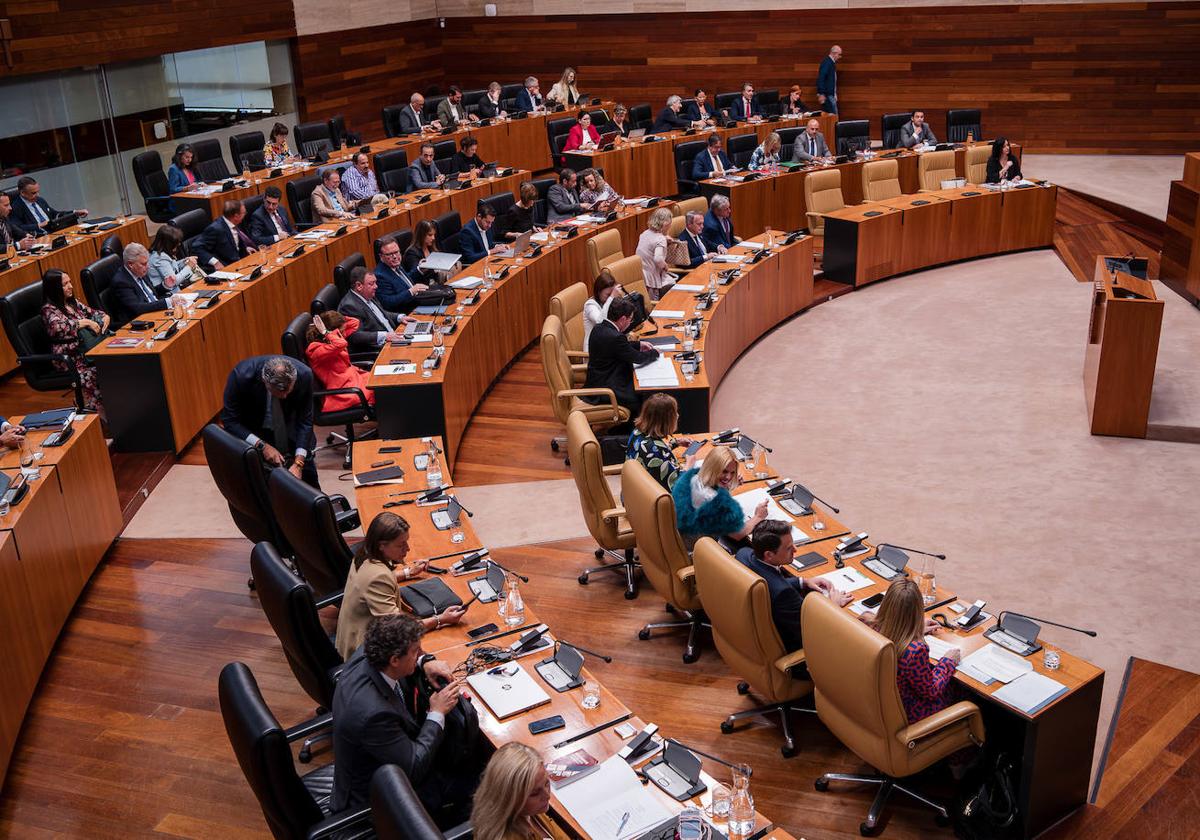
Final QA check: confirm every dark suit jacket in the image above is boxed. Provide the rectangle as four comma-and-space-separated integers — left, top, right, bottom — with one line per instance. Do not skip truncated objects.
374, 262, 418, 311
986, 156, 1022, 184
547, 183, 582, 222
0, 216, 28, 250
584, 320, 658, 412
652, 107, 691, 134
402, 246, 439, 283
692, 149, 734, 181
685, 102, 717, 123
193, 218, 253, 268
330, 654, 447, 812
678, 229, 709, 268
337, 290, 402, 353
515, 89, 544, 113
458, 219, 493, 265
109, 264, 170, 327
246, 204, 295, 246
10, 195, 59, 235
702, 210, 736, 253
476, 95, 503, 118
817, 56, 838, 98
729, 96, 763, 121
220, 355, 315, 455
397, 105, 427, 135
737, 547, 809, 652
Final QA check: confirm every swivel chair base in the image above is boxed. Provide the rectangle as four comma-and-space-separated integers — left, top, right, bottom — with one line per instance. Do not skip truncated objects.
638, 607, 710, 663
578, 547, 640, 599
720, 686, 815, 758
814, 772, 951, 837
321, 424, 378, 469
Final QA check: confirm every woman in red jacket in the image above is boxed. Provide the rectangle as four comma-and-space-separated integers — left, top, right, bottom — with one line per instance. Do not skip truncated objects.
305, 311, 374, 412
563, 111, 602, 152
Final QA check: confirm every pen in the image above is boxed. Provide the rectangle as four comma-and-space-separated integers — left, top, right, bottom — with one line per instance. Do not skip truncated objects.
616, 812, 630, 837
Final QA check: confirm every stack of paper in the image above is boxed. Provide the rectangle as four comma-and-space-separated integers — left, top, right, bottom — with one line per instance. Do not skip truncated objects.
992, 671, 1069, 714
671, 284, 705, 292
448, 276, 483, 289
650, 308, 686, 319
738, 240, 765, 250
553, 756, 673, 840
813, 566, 874, 593
711, 254, 746, 263
375, 363, 417, 376
633, 356, 679, 387
733, 487, 811, 544
207, 271, 242, 282
924, 635, 961, 661
959, 643, 1033, 685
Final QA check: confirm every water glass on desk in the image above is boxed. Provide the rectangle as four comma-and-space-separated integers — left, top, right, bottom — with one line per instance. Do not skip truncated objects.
706, 783, 731, 822
19, 438, 40, 480
581, 680, 601, 709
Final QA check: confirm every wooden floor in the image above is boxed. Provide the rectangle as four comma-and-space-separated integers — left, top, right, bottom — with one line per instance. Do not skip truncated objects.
1052, 189, 1164, 284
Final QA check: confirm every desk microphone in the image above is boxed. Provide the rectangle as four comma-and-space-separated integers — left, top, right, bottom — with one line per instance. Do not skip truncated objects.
485, 556, 529, 584
869, 542, 945, 562
794, 482, 839, 514
554, 639, 612, 663
712, 428, 740, 444
997, 611, 1096, 638
663, 739, 745, 773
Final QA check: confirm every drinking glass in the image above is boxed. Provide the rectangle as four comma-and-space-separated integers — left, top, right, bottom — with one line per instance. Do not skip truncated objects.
917, 557, 937, 606
1043, 649, 1061, 670
810, 503, 825, 532
450, 524, 465, 544
706, 783, 731, 821
432, 328, 444, 349
581, 680, 601, 709
19, 439, 39, 480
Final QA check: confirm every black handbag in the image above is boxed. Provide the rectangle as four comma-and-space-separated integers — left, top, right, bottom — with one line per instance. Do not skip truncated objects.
399, 577, 463, 618
954, 753, 1018, 839
77, 326, 112, 352
625, 290, 651, 331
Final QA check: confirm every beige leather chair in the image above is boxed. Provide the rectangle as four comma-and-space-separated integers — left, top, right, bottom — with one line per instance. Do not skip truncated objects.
692, 537, 814, 756
606, 254, 647, 299
667, 215, 687, 238
861, 160, 902, 202
672, 196, 707, 218
540, 314, 628, 455
802, 594, 986, 834
918, 150, 957, 191
964, 144, 990, 185
586, 228, 623, 278
566, 410, 640, 598
550, 282, 589, 384
622, 460, 708, 662
803, 169, 844, 237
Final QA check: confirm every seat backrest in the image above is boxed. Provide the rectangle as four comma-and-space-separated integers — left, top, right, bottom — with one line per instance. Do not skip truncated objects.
294, 121, 333, 156
423, 95, 447, 123
758, 89, 780, 116
585, 228, 623, 278
667, 215, 686, 238
218, 662, 325, 838
805, 169, 845, 216
267, 468, 354, 599
918, 150, 957, 191
628, 104, 651, 127
481, 191, 515, 219
80, 253, 121, 315
370, 764, 445, 840
432, 139, 456, 163
862, 160, 902, 202
714, 91, 740, 112
311, 284, 341, 316
549, 282, 588, 353
835, 119, 871, 155
374, 229, 412, 262
802, 592, 908, 773
673, 140, 706, 175
249, 541, 342, 708
170, 207, 211, 240
241, 194, 266, 235
287, 175, 322, 225
565, 410, 620, 547
946, 108, 982, 143
693, 537, 805, 703
131, 150, 169, 200
382, 105, 405, 139
607, 254, 645, 299
202, 423, 289, 551
881, 113, 910, 150
547, 116, 575, 142
230, 131, 266, 171
433, 210, 461, 244
281, 311, 310, 365
0, 281, 68, 389
727, 133, 758, 167
622, 460, 697, 610
191, 137, 232, 181
539, 315, 578, 424
461, 89, 486, 109
776, 127, 803, 151
965, 144, 990, 185
673, 196, 707, 219
333, 252, 366, 298
99, 233, 123, 258
327, 115, 348, 148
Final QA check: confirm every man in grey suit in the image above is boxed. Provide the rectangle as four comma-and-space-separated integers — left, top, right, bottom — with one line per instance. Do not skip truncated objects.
337, 266, 414, 354
792, 118, 832, 163
330, 614, 482, 821
899, 110, 938, 148
547, 168, 587, 222
436, 86, 479, 128
409, 143, 447, 190
398, 92, 441, 135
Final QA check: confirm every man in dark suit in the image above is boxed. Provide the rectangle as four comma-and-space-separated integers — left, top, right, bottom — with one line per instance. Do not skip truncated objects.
584, 296, 659, 416
459, 203, 503, 265
729, 83, 764, 122
515, 76, 544, 113
330, 614, 482, 821
652, 95, 694, 133
246, 186, 295, 246
398, 92, 440, 135
375, 237, 428, 312
109, 242, 181, 327
817, 45, 842, 115
220, 355, 318, 487
9, 176, 88, 236
679, 210, 715, 268
702, 194, 739, 253
477, 82, 506, 119
193, 199, 258, 270
0, 193, 35, 252
692, 134, 734, 181
408, 143, 447, 191
337, 266, 412, 354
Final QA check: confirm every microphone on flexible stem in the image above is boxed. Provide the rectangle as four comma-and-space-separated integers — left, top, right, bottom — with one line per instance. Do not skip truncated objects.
485, 556, 529, 583
871, 542, 945, 561
998, 611, 1097, 638
663, 739, 745, 773
555, 639, 613, 663
796, 483, 839, 514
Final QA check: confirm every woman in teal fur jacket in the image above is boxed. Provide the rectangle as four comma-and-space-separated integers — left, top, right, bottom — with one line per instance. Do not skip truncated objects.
671, 445, 768, 547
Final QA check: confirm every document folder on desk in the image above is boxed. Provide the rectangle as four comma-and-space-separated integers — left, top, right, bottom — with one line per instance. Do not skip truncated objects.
353, 465, 405, 486
20, 408, 74, 428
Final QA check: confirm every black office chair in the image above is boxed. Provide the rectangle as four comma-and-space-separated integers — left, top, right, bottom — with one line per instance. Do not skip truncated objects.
777, 127, 803, 158
374, 150, 410, 196
461, 89, 486, 110
714, 91, 741, 116
230, 131, 266, 172
673, 140, 707, 196
240, 194, 266, 237
170, 208, 212, 258
191, 137, 233, 181
80, 253, 121, 317
546, 116, 576, 146
382, 105, 405, 139
628, 103, 652, 130
328, 115, 360, 148
281, 312, 375, 468
499, 83, 523, 113
295, 121, 335, 159
835, 119, 871, 156
248, 541, 341, 763
531, 177, 556, 226
202, 423, 292, 564
371, 765, 471, 840
267, 465, 358, 597
130, 151, 174, 222
481, 192, 515, 219
758, 89, 781, 117
218, 662, 372, 840
946, 108, 983, 143
332, 252, 366, 299
727, 133, 759, 168
423, 95, 447, 124
433, 212, 462, 256
99, 233, 123, 258
0, 282, 86, 411
373, 230, 413, 263
287, 176, 323, 229
310, 284, 342, 316
432, 139, 457, 175
881, 113, 910, 150
550, 133, 573, 169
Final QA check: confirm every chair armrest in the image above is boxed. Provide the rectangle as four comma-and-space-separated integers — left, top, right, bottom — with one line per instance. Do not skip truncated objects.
566, 349, 589, 360
601, 464, 623, 476
284, 710, 332, 743
772, 649, 808, 675
314, 589, 345, 610
307, 805, 373, 840
329, 494, 352, 513
901, 700, 984, 749
599, 505, 625, 525
676, 565, 696, 584
335, 507, 361, 533
20, 352, 75, 367
443, 821, 473, 840
559, 387, 622, 419
314, 386, 371, 413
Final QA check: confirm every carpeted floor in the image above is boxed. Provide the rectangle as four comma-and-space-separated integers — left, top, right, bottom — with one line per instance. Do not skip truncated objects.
1024, 153, 1182, 220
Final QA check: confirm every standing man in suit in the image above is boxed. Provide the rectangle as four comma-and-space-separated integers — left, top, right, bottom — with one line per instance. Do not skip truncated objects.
702, 194, 739, 253
459, 203, 505, 265
679, 210, 716, 268
477, 82, 507, 120
516, 76, 544, 113
730, 83, 764, 122
193, 199, 258, 270
0, 193, 36, 252
792, 118, 832, 163
692, 134, 734, 181
409, 144, 447, 191
399, 92, 441, 135
109, 242, 183, 327
375, 238, 428, 312
330, 614, 482, 821
547, 168, 585, 222
585, 296, 659, 417
817, 45, 842, 115
220, 355, 318, 487
247, 186, 295, 246
437, 86, 479, 129
900, 110, 938, 148
337, 267, 412, 354
10, 177, 88, 236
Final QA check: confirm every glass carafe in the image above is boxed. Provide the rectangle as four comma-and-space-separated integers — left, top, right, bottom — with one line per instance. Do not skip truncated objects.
728, 763, 755, 836
503, 575, 525, 626
918, 556, 937, 606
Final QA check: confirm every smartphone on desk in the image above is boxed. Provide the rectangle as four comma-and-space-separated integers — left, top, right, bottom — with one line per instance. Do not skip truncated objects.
468, 622, 498, 639
684, 439, 706, 457
861, 592, 885, 610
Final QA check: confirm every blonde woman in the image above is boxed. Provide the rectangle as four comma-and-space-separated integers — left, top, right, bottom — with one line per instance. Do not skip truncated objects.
749, 132, 782, 170
636, 206, 675, 300
672, 445, 767, 544
471, 743, 554, 840
547, 67, 580, 107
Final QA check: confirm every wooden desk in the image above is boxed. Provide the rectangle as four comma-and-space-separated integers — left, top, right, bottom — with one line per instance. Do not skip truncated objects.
564, 138, 677, 199
1162, 153, 1200, 299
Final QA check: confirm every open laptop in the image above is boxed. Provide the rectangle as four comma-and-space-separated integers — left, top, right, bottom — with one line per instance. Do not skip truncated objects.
628, 128, 647, 140
403, 320, 434, 338
597, 130, 619, 147
496, 229, 531, 258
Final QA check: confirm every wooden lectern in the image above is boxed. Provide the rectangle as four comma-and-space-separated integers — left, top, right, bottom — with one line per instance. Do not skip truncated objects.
1083, 256, 1163, 438
1161, 151, 1200, 299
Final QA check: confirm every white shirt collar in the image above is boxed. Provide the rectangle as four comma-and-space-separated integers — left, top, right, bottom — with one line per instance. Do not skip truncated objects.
380, 670, 399, 694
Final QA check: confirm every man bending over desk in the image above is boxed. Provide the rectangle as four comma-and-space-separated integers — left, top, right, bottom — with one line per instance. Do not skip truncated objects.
221, 355, 318, 487
337, 267, 414, 354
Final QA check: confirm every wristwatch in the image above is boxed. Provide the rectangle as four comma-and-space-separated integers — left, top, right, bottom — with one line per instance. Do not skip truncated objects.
416, 653, 437, 670
253, 440, 265, 451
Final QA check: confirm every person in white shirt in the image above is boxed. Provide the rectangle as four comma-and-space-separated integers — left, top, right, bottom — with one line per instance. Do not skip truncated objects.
582, 269, 624, 348
636, 207, 676, 300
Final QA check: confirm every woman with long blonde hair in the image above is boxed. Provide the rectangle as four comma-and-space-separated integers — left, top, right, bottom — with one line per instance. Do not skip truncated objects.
671, 445, 767, 546
870, 578, 960, 723
471, 743, 552, 840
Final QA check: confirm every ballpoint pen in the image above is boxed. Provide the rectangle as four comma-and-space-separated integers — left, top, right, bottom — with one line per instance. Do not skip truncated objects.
615, 812, 630, 837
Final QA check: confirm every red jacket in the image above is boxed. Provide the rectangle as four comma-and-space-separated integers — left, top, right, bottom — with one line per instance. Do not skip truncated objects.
305, 317, 375, 412
563, 123, 601, 151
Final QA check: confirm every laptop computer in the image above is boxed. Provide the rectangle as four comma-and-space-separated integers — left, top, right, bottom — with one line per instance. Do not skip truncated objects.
465, 662, 551, 719
597, 130, 619, 147
45, 212, 78, 233
628, 128, 647, 140
496, 229, 532, 258
403, 320, 434, 338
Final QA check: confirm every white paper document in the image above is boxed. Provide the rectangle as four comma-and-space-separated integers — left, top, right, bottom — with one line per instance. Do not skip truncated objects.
813, 566, 874, 593
576, 214, 609, 224
711, 254, 746, 263
633, 356, 680, 387
465, 663, 550, 719
924, 635, 962, 661
960, 643, 1034, 684
671, 284, 705, 292
992, 671, 1068, 715
733, 488, 811, 544
554, 756, 673, 840
650, 309, 686, 319
530, 232, 551, 243
448, 276, 483, 289
738, 240, 765, 250
374, 363, 417, 376
207, 271, 242, 281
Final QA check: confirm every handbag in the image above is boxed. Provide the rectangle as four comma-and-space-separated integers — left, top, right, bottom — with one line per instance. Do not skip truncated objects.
954, 753, 1018, 839
398, 577, 463, 618
625, 290, 651, 331
666, 237, 691, 267
77, 326, 111, 352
